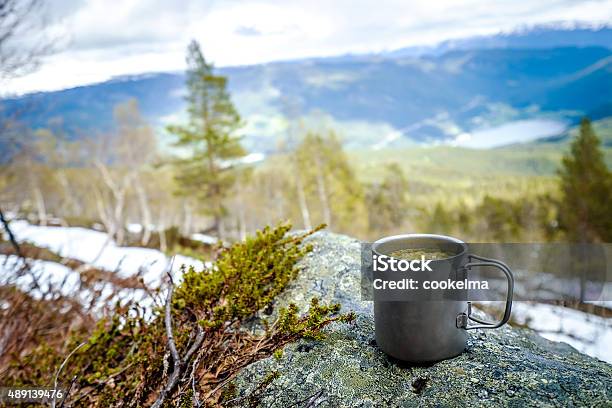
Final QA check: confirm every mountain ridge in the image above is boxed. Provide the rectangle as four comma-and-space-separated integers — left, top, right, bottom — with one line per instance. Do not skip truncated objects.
1, 25, 611, 151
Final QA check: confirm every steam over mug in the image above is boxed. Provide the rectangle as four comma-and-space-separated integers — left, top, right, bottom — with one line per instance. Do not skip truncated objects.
372, 234, 514, 363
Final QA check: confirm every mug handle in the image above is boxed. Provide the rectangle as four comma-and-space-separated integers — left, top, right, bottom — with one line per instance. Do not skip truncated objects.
457, 254, 514, 330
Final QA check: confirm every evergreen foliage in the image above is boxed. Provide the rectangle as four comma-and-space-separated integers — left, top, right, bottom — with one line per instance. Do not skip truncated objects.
175, 223, 325, 327
557, 118, 612, 242
168, 40, 245, 237
424, 193, 560, 242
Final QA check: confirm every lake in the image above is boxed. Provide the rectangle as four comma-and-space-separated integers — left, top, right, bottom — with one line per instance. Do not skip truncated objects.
453, 119, 567, 149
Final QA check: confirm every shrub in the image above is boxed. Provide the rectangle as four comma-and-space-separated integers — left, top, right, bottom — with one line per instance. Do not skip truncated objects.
3, 222, 355, 407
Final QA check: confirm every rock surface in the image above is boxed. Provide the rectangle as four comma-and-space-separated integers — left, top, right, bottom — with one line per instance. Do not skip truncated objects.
233, 232, 612, 407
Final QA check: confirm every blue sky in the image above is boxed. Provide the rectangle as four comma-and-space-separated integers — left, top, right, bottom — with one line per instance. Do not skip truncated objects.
4, 0, 612, 94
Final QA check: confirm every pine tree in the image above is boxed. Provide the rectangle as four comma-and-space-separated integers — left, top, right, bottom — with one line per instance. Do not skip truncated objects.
168, 40, 245, 238
558, 118, 612, 242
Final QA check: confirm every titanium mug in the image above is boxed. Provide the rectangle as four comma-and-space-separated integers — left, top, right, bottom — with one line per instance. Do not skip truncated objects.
371, 234, 514, 363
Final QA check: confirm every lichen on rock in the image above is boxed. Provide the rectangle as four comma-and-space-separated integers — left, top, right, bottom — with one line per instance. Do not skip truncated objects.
231, 231, 612, 407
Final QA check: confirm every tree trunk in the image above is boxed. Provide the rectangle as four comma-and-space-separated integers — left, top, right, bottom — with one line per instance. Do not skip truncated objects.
113, 189, 126, 246
238, 202, 247, 241
57, 170, 81, 217
217, 216, 225, 241
182, 201, 193, 236
93, 161, 136, 246
134, 175, 152, 246
295, 169, 312, 230
314, 156, 331, 228
158, 208, 167, 253
93, 186, 112, 233
32, 186, 47, 227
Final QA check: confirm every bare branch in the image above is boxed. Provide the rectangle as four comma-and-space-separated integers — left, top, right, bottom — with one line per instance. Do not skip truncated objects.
152, 258, 179, 408
51, 341, 87, 408
152, 257, 207, 408
0, 206, 22, 257
58, 375, 77, 408
183, 325, 205, 365
0, 206, 41, 291
0, 0, 64, 80
164, 259, 180, 365
190, 352, 202, 408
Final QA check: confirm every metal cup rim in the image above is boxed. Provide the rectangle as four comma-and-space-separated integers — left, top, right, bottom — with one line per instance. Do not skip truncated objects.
371, 233, 468, 261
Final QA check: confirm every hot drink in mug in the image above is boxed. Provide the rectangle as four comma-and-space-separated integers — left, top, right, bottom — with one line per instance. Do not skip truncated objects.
372, 234, 514, 363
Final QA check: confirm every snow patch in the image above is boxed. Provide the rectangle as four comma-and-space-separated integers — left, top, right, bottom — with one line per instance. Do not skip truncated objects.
7, 220, 205, 287
191, 233, 218, 245
510, 301, 612, 363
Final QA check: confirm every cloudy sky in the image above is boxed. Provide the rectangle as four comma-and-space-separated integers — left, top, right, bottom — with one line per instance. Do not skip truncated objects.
4, 0, 612, 95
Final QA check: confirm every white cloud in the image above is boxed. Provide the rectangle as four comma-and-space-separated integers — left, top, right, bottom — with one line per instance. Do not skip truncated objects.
3, 0, 612, 95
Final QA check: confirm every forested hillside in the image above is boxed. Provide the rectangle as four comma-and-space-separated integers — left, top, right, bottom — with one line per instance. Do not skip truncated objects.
2, 27, 611, 153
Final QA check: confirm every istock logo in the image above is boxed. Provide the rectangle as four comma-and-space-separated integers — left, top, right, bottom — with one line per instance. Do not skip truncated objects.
372, 254, 432, 272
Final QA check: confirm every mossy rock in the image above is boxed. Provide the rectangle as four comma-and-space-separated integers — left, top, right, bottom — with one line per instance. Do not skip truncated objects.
232, 231, 612, 407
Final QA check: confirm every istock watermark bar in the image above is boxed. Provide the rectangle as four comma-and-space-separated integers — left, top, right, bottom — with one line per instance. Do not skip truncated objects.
361, 240, 611, 302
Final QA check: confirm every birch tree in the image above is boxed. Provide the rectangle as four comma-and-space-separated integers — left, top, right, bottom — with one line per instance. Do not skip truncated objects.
92, 99, 157, 245
294, 131, 368, 236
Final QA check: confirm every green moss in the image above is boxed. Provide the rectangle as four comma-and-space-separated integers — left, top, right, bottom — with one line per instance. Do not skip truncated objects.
273, 348, 284, 360
276, 298, 356, 340
174, 223, 324, 326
